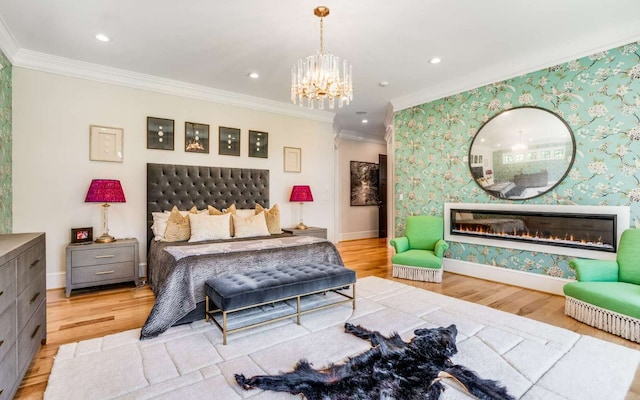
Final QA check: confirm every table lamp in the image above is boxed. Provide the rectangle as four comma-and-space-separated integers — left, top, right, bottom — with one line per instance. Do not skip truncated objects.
85, 179, 126, 243
289, 185, 313, 230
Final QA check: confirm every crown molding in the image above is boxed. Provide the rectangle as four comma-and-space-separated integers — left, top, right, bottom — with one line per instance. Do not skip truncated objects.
337, 129, 386, 145
9, 48, 335, 124
0, 14, 18, 63
391, 29, 640, 112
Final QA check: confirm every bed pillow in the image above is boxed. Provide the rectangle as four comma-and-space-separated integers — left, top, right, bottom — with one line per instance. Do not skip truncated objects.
188, 213, 231, 242
235, 209, 257, 218
209, 204, 237, 236
255, 203, 281, 234
151, 212, 170, 241
232, 212, 270, 238
163, 206, 196, 242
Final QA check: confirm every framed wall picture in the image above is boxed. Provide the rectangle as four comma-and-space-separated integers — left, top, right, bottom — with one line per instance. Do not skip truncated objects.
248, 130, 268, 158
350, 161, 380, 206
71, 227, 93, 244
218, 126, 241, 156
147, 117, 174, 150
283, 147, 301, 172
89, 125, 123, 162
185, 122, 209, 153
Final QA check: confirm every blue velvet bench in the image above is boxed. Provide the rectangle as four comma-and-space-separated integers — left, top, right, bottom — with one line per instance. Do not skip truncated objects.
205, 262, 357, 344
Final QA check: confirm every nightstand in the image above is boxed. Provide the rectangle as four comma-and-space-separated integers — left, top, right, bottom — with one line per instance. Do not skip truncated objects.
65, 238, 139, 297
283, 227, 327, 239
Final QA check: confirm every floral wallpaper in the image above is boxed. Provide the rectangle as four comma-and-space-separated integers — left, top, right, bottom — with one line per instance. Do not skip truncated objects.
394, 41, 640, 280
0, 50, 10, 234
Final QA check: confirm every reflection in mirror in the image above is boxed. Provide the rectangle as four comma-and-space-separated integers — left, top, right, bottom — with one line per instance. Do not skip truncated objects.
469, 106, 575, 200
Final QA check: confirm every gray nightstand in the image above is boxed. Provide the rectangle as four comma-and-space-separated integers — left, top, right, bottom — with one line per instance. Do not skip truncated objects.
65, 238, 139, 297
283, 227, 327, 239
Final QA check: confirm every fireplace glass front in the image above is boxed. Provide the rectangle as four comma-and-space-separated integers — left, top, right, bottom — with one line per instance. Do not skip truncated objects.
450, 209, 616, 253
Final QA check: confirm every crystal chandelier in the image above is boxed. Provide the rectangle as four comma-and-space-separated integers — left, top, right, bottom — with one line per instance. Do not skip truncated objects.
291, 6, 353, 110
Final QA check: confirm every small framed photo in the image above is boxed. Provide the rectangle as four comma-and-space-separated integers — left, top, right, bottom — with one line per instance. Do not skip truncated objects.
185, 122, 210, 153
147, 117, 174, 150
71, 227, 93, 244
249, 130, 268, 158
284, 147, 301, 172
218, 126, 241, 156
90, 125, 123, 162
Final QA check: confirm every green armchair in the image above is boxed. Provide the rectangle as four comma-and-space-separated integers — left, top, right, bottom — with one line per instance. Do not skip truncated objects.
390, 215, 448, 283
564, 228, 640, 343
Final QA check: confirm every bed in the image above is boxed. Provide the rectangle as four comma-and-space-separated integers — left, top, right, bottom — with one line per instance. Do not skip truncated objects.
141, 163, 344, 338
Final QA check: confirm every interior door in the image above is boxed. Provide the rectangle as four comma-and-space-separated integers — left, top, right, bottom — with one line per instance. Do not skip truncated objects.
378, 154, 387, 238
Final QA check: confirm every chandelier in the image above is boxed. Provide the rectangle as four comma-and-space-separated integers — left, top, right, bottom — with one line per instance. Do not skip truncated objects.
512, 130, 528, 152
291, 6, 353, 110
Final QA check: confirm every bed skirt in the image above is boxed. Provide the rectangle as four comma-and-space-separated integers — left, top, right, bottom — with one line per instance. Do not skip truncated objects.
392, 264, 443, 283
565, 296, 640, 343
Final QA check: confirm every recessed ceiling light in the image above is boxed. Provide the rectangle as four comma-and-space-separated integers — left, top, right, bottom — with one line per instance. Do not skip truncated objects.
95, 34, 110, 42
247, 72, 259, 79
361, 119, 368, 124
378, 81, 389, 87
429, 57, 442, 64
356, 111, 367, 115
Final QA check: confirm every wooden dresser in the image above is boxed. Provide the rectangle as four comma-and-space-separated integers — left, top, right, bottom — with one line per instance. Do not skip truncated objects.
0, 233, 46, 400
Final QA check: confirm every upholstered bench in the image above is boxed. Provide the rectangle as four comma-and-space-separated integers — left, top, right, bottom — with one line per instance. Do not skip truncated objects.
205, 262, 356, 344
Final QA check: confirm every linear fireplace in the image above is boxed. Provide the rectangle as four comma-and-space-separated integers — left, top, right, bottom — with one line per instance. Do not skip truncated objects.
444, 203, 630, 259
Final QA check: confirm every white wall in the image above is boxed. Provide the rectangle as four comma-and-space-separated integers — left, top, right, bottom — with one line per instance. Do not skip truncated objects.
337, 138, 386, 241
12, 68, 336, 289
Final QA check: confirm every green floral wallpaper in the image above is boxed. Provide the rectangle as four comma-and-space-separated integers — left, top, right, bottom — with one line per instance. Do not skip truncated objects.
0, 50, 11, 234
394, 41, 640, 280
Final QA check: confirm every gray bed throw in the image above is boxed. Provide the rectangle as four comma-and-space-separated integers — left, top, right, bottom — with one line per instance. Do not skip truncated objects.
141, 236, 344, 339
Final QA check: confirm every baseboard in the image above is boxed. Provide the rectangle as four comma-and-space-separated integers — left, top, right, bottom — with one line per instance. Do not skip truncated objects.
339, 230, 379, 242
46, 262, 148, 290
443, 258, 570, 295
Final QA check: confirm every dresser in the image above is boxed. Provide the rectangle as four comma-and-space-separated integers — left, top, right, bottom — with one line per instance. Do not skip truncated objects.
0, 233, 46, 400
283, 227, 327, 239
65, 238, 139, 297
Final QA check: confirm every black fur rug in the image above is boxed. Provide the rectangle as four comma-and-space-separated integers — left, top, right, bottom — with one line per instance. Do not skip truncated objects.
236, 323, 514, 400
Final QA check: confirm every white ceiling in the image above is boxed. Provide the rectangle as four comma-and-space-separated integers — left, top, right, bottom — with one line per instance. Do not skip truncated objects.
1, 1, 640, 142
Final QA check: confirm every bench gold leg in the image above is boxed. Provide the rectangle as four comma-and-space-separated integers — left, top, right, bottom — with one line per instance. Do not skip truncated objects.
296, 296, 301, 324
223, 311, 228, 345
352, 284, 356, 309
205, 295, 210, 322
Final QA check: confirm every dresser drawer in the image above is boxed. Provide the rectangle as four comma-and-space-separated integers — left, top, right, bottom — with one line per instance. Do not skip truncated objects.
16, 239, 45, 294
0, 343, 17, 400
71, 245, 134, 267
71, 262, 135, 284
0, 259, 16, 315
0, 303, 16, 364
17, 301, 45, 377
17, 272, 45, 333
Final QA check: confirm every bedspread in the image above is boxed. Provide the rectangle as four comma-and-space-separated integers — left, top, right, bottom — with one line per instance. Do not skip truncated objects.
141, 235, 344, 338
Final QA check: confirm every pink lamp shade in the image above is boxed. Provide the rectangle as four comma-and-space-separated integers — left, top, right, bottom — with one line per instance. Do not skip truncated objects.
85, 179, 126, 203
486, 170, 493, 175
289, 185, 313, 202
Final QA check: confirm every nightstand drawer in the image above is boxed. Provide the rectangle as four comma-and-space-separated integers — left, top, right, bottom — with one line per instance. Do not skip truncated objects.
16, 239, 45, 294
71, 246, 134, 267
16, 272, 45, 333
0, 260, 16, 315
0, 343, 17, 400
71, 262, 135, 284
0, 303, 16, 364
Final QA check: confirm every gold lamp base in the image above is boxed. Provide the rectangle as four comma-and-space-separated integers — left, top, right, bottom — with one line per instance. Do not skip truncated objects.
95, 234, 116, 243
295, 222, 308, 230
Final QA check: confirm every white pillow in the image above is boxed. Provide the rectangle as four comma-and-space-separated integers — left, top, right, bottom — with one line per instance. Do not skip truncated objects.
188, 213, 232, 242
151, 212, 170, 241
235, 209, 256, 218
232, 212, 270, 238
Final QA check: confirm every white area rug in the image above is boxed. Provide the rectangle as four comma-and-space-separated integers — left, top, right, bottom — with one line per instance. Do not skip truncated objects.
45, 277, 640, 399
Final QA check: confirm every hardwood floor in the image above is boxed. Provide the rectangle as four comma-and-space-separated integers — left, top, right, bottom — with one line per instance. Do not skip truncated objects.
15, 238, 640, 399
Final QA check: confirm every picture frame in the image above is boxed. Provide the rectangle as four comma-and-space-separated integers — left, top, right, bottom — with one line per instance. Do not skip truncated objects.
218, 126, 241, 156
248, 130, 268, 158
90, 125, 123, 162
185, 122, 210, 153
71, 227, 93, 244
350, 161, 379, 206
147, 117, 174, 150
283, 147, 301, 172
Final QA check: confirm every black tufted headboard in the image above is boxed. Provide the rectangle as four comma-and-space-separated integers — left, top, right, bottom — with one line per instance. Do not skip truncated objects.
146, 163, 269, 247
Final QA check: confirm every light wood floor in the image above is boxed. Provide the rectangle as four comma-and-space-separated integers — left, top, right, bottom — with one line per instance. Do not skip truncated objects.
15, 238, 640, 399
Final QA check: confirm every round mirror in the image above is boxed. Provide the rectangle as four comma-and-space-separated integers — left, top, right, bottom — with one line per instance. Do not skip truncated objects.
469, 106, 575, 200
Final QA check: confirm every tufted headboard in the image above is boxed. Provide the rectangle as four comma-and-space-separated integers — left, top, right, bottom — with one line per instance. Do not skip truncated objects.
146, 163, 269, 247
